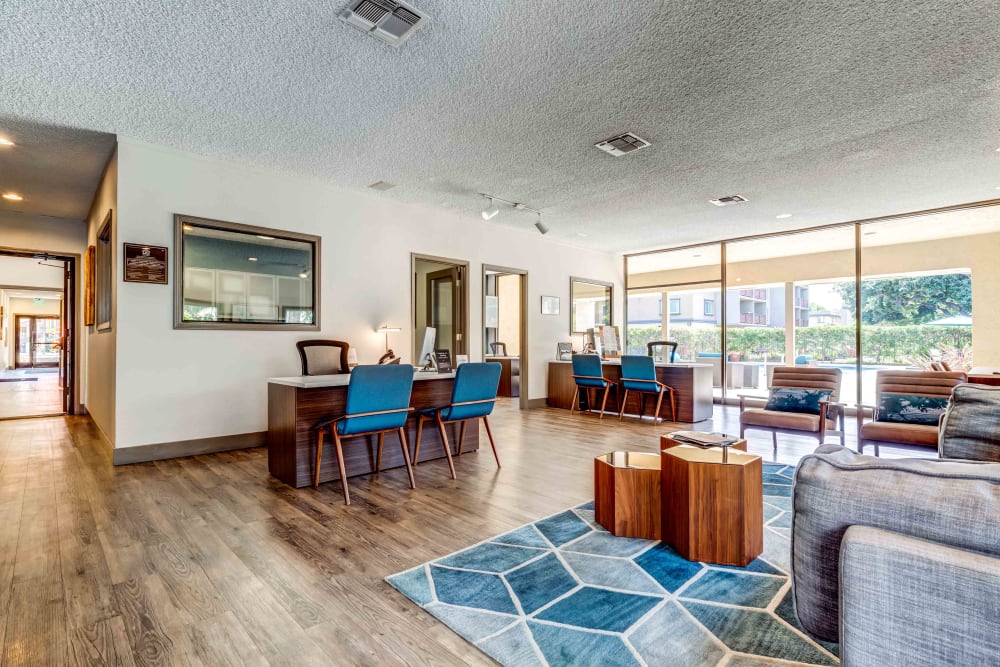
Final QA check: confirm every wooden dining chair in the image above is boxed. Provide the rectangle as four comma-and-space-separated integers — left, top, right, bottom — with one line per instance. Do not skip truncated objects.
313, 364, 415, 505
296, 339, 351, 375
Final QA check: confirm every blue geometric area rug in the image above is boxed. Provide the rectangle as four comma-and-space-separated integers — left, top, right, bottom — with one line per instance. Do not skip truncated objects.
387, 463, 840, 666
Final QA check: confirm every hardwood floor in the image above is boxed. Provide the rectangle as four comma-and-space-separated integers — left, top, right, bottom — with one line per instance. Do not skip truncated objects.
0, 370, 63, 419
0, 402, 932, 665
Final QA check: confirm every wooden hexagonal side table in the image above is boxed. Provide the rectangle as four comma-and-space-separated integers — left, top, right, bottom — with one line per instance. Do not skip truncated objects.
661, 444, 763, 566
594, 451, 662, 540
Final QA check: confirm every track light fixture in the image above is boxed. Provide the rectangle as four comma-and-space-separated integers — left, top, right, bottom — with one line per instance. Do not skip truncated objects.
479, 193, 549, 234
481, 197, 500, 220
535, 213, 549, 235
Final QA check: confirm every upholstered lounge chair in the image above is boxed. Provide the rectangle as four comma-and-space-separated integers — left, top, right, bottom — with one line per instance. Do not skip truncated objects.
739, 366, 844, 454
858, 369, 966, 456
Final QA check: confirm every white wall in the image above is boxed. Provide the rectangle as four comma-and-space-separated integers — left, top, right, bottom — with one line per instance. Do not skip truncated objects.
114, 139, 621, 448
85, 148, 118, 443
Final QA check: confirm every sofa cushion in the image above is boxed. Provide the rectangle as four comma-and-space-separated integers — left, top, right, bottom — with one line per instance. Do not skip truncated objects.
764, 387, 832, 415
740, 407, 821, 432
791, 445, 1000, 642
939, 384, 1000, 462
859, 420, 939, 447
876, 393, 949, 426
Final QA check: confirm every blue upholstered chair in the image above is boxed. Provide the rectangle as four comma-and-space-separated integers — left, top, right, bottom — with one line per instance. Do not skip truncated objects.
313, 364, 416, 505
414, 362, 502, 476
617, 355, 676, 422
570, 354, 614, 419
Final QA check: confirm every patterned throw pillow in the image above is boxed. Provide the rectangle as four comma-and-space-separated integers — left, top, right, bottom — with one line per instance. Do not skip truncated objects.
876, 394, 949, 426
765, 388, 833, 415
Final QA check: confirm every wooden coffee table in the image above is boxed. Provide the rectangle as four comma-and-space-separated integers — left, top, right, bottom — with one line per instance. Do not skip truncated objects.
594, 451, 661, 540
661, 444, 762, 566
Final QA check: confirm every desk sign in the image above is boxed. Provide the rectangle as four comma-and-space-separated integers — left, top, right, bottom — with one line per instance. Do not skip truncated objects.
123, 243, 168, 284
434, 349, 453, 373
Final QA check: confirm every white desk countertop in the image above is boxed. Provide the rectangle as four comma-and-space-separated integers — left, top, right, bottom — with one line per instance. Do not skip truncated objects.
549, 359, 712, 369
268, 370, 456, 389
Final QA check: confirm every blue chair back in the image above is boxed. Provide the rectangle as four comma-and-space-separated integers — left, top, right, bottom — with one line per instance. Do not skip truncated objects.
620, 355, 659, 392
339, 364, 415, 436
572, 354, 607, 388
443, 362, 501, 421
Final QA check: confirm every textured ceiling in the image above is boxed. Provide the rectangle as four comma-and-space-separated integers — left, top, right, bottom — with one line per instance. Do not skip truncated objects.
0, 116, 115, 220
1, 1, 998, 250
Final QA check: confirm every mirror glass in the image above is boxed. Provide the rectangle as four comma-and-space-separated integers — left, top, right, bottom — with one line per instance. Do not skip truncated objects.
570, 277, 612, 334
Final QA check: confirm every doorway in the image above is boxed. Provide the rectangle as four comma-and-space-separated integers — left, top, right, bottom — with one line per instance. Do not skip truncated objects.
412, 255, 469, 367
15, 315, 61, 368
0, 250, 77, 420
483, 265, 528, 409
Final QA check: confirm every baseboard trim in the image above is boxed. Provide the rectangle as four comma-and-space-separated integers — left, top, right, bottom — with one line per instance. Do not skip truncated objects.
113, 431, 266, 465
526, 398, 548, 409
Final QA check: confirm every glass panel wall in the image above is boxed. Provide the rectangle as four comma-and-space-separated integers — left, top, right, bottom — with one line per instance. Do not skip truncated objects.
626, 245, 724, 391
858, 209, 1000, 405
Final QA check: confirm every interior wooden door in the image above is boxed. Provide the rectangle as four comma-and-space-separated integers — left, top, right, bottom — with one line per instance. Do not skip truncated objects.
426, 266, 466, 361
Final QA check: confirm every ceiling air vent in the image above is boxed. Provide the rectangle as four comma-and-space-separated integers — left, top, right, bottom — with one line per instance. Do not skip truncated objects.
339, 0, 428, 47
595, 132, 651, 157
368, 180, 397, 191
709, 194, 749, 207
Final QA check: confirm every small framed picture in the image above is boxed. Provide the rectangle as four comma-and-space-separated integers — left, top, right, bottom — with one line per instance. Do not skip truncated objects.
123, 243, 168, 284
541, 295, 560, 315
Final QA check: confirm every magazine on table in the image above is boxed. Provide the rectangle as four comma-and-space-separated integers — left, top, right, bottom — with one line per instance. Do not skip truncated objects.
670, 431, 740, 447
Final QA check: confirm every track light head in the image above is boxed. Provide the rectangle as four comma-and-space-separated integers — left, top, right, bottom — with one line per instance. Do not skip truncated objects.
481, 197, 500, 221
535, 214, 549, 235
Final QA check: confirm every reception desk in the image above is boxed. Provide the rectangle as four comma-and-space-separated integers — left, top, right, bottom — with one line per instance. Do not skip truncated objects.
547, 360, 714, 423
267, 372, 476, 488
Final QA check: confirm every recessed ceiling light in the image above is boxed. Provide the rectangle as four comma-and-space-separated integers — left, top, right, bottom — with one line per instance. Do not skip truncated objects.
247, 257, 259, 262
0, 138, 14, 146
256, 235, 275, 240
863, 231, 877, 236
775, 213, 793, 219
2, 192, 23, 201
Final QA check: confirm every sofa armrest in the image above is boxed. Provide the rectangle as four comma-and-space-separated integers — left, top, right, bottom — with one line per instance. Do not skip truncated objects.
840, 525, 1000, 667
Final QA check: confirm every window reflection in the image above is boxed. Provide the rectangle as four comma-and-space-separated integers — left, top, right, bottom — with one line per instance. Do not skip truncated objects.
176, 216, 319, 329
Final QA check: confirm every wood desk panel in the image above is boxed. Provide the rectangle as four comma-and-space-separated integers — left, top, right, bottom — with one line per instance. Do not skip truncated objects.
267, 378, 478, 488
546, 361, 714, 423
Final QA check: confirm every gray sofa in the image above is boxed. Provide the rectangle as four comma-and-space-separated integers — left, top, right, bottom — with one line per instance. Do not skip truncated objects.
791, 445, 1000, 666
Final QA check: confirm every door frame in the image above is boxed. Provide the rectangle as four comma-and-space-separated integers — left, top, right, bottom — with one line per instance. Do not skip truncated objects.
13, 314, 61, 369
483, 264, 529, 410
0, 244, 80, 417
411, 253, 470, 365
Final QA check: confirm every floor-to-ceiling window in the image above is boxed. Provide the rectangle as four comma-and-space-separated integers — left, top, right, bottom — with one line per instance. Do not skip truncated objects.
626, 245, 724, 389
624, 200, 1000, 409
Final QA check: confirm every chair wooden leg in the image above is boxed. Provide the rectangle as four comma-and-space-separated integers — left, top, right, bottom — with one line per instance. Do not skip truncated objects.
314, 429, 325, 488
398, 428, 416, 489
414, 416, 426, 465
599, 385, 610, 419
618, 389, 629, 421
669, 389, 676, 422
332, 430, 350, 505
434, 415, 457, 480
653, 389, 665, 423
570, 387, 579, 415
771, 431, 778, 457
457, 421, 467, 456
483, 416, 501, 469
375, 432, 384, 474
